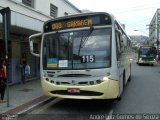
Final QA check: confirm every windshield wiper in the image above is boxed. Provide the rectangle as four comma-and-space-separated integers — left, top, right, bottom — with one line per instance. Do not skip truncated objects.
78, 26, 94, 55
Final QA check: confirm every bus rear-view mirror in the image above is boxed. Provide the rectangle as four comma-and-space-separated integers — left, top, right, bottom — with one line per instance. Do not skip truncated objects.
29, 33, 42, 57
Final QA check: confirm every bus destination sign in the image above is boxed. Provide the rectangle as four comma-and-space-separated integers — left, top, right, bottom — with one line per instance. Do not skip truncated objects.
44, 14, 112, 32
52, 18, 92, 30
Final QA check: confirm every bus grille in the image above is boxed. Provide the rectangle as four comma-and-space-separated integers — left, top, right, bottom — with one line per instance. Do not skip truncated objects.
48, 80, 103, 86
50, 90, 103, 96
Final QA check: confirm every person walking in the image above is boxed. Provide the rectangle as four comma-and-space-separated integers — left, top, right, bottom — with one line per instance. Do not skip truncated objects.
21, 53, 27, 84
0, 59, 7, 103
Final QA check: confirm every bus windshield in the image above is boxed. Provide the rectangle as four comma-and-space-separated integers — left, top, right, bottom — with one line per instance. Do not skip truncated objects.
43, 28, 111, 70
139, 47, 156, 57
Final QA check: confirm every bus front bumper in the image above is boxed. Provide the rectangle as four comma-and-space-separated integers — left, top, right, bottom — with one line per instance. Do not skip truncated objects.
138, 59, 155, 64
41, 78, 119, 99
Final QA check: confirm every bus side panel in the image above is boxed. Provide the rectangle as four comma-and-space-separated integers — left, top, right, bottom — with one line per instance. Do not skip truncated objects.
112, 27, 123, 97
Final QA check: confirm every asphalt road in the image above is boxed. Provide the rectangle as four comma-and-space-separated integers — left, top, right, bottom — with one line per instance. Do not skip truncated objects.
20, 62, 160, 120
114, 62, 160, 114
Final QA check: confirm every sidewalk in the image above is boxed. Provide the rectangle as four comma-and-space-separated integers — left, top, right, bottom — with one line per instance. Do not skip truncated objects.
0, 79, 51, 115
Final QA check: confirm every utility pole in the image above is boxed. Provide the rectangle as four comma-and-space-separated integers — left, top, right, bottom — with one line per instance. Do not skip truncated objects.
0, 7, 11, 107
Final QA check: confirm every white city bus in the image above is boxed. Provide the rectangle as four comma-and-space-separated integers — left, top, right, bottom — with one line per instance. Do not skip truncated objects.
29, 12, 132, 100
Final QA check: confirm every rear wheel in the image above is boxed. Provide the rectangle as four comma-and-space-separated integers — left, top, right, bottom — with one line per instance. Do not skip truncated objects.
123, 72, 126, 88
128, 64, 131, 82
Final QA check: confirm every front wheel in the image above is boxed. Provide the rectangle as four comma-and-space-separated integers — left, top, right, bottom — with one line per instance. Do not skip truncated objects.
128, 76, 131, 82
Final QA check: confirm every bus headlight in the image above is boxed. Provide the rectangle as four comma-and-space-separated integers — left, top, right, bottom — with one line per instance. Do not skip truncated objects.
102, 72, 111, 80
130, 58, 133, 61
102, 76, 110, 82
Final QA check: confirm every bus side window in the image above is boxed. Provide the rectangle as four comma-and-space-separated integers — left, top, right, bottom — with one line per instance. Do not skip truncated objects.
121, 33, 127, 50
116, 32, 121, 60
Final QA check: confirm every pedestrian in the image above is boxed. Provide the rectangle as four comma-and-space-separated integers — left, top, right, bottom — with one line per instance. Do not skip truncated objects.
20, 53, 27, 84
0, 59, 7, 103
25, 63, 30, 78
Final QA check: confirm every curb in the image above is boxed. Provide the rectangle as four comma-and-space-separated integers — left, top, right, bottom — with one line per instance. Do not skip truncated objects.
1, 96, 54, 115
18, 96, 54, 115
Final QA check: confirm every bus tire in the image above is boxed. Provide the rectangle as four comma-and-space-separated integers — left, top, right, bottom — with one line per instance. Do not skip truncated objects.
128, 76, 131, 82
128, 64, 131, 82
116, 96, 121, 101
123, 72, 126, 89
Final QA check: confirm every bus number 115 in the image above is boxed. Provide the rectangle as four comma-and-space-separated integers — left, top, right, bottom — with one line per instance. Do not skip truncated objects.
81, 55, 95, 63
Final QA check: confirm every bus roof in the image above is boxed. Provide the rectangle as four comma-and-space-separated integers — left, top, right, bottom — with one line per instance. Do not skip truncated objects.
44, 12, 115, 24
43, 12, 116, 33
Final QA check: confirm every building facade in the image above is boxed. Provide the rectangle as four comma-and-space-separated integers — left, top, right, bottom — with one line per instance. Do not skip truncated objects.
149, 8, 160, 47
0, 0, 81, 84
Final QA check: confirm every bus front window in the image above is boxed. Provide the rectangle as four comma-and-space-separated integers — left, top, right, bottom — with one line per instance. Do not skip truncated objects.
43, 28, 111, 70
140, 47, 156, 57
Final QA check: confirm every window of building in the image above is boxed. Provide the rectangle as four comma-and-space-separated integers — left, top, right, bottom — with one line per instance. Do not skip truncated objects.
50, 4, 58, 18
22, 0, 34, 8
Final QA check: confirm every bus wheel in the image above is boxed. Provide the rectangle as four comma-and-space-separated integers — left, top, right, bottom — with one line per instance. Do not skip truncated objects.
128, 64, 131, 82
116, 96, 121, 101
128, 76, 131, 82
123, 72, 126, 89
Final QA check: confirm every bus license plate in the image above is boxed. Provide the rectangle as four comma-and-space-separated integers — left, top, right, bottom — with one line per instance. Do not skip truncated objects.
67, 88, 80, 93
